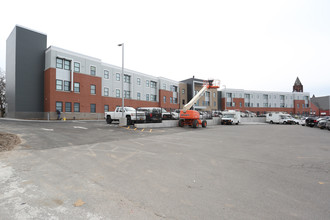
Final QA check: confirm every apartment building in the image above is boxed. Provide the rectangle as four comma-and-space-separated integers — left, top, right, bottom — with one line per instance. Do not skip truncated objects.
6, 26, 179, 119
180, 77, 219, 112
219, 88, 310, 115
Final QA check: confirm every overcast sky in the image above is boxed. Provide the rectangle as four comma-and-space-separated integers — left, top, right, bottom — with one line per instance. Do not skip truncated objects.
1, 0, 329, 96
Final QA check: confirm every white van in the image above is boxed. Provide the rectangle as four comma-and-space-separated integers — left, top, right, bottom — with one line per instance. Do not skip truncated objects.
266, 112, 294, 124
221, 110, 241, 125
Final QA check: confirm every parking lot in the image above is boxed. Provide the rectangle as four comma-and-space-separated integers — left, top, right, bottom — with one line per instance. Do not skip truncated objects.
1, 119, 330, 219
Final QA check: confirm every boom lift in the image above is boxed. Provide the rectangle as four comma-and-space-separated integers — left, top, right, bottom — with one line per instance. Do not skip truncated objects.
179, 79, 220, 128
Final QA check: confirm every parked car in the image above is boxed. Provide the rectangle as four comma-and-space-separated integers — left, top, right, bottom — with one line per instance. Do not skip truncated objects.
300, 117, 306, 126
305, 117, 318, 127
137, 107, 162, 123
326, 119, 330, 131
105, 107, 146, 125
317, 119, 327, 129
161, 109, 173, 120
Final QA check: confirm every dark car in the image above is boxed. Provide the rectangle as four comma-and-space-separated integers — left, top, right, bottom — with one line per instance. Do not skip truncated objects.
305, 117, 318, 127
137, 107, 162, 123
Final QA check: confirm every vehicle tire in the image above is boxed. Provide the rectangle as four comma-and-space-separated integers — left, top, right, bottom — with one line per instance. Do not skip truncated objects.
221, 122, 224, 125
106, 116, 112, 124
192, 119, 198, 128
283, 121, 286, 124
236, 121, 239, 125
178, 119, 184, 127
270, 120, 273, 124
328, 127, 330, 131
202, 120, 207, 128
126, 116, 132, 125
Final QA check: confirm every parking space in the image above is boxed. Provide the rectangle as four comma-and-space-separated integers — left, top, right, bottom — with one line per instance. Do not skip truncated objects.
0, 119, 330, 219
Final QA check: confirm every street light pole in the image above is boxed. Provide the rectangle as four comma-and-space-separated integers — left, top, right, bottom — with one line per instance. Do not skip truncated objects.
118, 43, 124, 118
223, 85, 226, 111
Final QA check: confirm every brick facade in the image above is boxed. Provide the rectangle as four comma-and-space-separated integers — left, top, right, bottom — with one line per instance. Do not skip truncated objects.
159, 89, 180, 110
44, 68, 179, 119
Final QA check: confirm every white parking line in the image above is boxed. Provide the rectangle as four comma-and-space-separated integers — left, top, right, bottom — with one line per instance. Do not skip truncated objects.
41, 128, 54, 131
73, 126, 88, 130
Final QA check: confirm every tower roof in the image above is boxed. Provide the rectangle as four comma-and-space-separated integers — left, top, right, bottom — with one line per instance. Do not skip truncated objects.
294, 77, 302, 86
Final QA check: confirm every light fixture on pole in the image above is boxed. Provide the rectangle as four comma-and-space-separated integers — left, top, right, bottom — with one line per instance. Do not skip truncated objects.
118, 43, 124, 118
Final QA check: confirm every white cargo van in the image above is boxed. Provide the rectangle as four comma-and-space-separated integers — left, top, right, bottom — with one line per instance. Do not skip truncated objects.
266, 112, 294, 124
221, 110, 241, 125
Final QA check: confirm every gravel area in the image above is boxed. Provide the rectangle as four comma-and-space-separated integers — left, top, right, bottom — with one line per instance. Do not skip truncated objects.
0, 132, 21, 152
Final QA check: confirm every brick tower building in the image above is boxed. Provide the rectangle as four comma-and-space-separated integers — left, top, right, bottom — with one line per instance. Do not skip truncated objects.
293, 77, 303, 92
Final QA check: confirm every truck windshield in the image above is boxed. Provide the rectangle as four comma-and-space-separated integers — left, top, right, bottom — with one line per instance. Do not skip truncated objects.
223, 114, 234, 118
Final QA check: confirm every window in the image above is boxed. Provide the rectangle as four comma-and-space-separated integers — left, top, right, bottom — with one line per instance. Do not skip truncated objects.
137, 92, 141, 100
172, 86, 177, 92
170, 97, 173, 103
56, 58, 63, 69
124, 75, 131, 83
151, 81, 157, 88
104, 105, 109, 112
90, 66, 96, 76
182, 89, 185, 94
251, 103, 253, 107
56, 101, 63, 112
280, 103, 285, 107
213, 92, 216, 98
64, 60, 71, 70
74, 103, 80, 112
74, 82, 80, 93
64, 81, 70, 91
214, 101, 216, 107
297, 104, 300, 108
146, 94, 149, 101
163, 96, 166, 103
124, 90, 131, 98
116, 73, 120, 81
263, 103, 268, 107
74, 62, 80, 72
174, 98, 177, 104
146, 80, 149, 87
90, 85, 96, 94
56, 80, 63, 90
65, 102, 71, 112
104, 70, 109, 79
137, 78, 141, 85
150, 95, 156, 101
90, 104, 96, 113
116, 89, 120, 97
257, 103, 259, 107
240, 102, 242, 107
104, 87, 109, 96
182, 99, 185, 105
163, 84, 166, 90
263, 94, 268, 99
226, 102, 232, 107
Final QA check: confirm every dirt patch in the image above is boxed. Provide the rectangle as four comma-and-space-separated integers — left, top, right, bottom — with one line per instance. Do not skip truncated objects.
0, 132, 21, 152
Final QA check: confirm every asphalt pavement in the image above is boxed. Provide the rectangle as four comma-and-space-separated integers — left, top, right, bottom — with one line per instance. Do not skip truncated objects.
0, 119, 330, 219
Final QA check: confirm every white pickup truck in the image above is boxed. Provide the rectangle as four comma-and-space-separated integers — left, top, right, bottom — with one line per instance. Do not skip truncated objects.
105, 107, 146, 125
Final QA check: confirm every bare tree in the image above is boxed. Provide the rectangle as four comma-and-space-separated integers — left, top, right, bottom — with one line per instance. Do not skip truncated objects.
0, 68, 6, 117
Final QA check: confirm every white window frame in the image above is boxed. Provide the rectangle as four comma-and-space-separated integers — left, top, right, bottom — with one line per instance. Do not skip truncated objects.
104, 69, 109, 79
90, 65, 96, 76
104, 87, 109, 96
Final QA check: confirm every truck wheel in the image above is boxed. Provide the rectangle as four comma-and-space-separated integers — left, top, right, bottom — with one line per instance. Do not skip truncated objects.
236, 121, 239, 125
192, 119, 198, 128
179, 119, 184, 127
270, 120, 273, 124
202, 120, 207, 128
106, 116, 112, 124
126, 116, 132, 125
